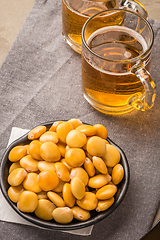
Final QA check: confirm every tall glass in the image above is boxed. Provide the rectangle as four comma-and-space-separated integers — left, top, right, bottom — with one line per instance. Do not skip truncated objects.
62, 0, 148, 53
81, 9, 156, 114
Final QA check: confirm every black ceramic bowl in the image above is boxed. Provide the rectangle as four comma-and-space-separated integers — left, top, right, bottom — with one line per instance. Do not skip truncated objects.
0, 121, 130, 230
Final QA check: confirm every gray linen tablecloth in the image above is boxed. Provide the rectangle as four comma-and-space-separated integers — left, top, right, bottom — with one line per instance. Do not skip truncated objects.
0, 0, 160, 239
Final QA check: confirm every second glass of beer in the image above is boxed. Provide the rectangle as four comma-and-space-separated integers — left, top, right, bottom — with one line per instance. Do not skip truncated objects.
62, 0, 148, 53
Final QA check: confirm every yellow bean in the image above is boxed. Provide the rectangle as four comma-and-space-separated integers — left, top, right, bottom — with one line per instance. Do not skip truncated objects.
39, 131, 59, 144
38, 170, 59, 191
96, 197, 114, 212
70, 177, 85, 200
83, 157, 95, 177
92, 156, 108, 174
9, 162, 21, 173
87, 136, 106, 157
54, 162, 70, 182
8, 146, 27, 162
66, 130, 87, 148
63, 183, 75, 207
112, 164, 124, 185
37, 191, 48, 200
49, 121, 63, 132
53, 178, 65, 193
76, 192, 98, 211
96, 184, 117, 200
56, 122, 73, 143
65, 148, 86, 167
102, 144, 121, 167
94, 124, 108, 139
35, 199, 56, 220
88, 174, 111, 188
61, 158, 72, 171
38, 161, 55, 172
67, 118, 83, 129
57, 141, 67, 157
20, 155, 39, 172
8, 184, 24, 203
23, 173, 42, 193
40, 142, 61, 162
47, 191, 65, 207
8, 168, 27, 186
28, 126, 46, 140
29, 140, 42, 161
76, 124, 96, 136
71, 206, 90, 221
52, 207, 73, 224
17, 190, 38, 212
70, 167, 89, 186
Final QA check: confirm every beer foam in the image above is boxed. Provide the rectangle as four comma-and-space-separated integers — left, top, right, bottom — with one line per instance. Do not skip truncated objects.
87, 26, 148, 52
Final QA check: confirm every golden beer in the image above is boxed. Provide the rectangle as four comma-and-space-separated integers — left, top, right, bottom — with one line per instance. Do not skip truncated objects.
62, 0, 116, 53
82, 21, 154, 114
62, 0, 148, 53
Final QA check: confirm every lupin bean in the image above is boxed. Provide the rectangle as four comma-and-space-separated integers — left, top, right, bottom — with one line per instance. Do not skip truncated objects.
65, 148, 86, 167
63, 183, 75, 207
88, 174, 111, 189
20, 155, 39, 172
35, 199, 56, 220
8, 168, 27, 186
9, 162, 21, 173
102, 144, 121, 167
76, 192, 98, 211
8, 184, 24, 203
28, 125, 46, 140
38, 170, 59, 191
70, 177, 85, 200
23, 173, 42, 193
54, 162, 70, 182
83, 157, 95, 177
39, 131, 59, 144
94, 124, 108, 139
87, 136, 106, 157
76, 124, 96, 136
70, 167, 89, 186
17, 190, 38, 212
66, 130, 87, 148
56, 122, 73, 143
52, 207, 73, 224
47, 191, 65, 207
112, 164, 124, 185
96, 184, 117, 200
8, 146, 27, 162
29, 140, 42, 161
92, 156, 108, 174
71, 206, 90, 221
67, 118, 83, 129
96, 197, 114, 212
40, 142, 61, 162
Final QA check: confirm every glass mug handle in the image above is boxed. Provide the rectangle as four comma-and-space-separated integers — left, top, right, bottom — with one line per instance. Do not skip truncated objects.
119, 0, 148, 19
129, 63, 156, 111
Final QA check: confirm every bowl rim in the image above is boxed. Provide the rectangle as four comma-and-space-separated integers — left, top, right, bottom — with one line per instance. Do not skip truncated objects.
0, 121, 130, 230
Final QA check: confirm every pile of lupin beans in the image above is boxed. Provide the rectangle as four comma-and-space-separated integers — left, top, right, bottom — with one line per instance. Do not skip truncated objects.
7, 118, 124, 224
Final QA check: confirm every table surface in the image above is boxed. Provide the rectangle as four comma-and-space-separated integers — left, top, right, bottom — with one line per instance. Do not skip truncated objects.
0, 0, 160, 239
0, 0, 160, 68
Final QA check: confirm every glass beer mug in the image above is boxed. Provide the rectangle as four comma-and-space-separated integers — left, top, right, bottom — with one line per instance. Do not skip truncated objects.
62, 0, 148, 53
81, 9, 156, 114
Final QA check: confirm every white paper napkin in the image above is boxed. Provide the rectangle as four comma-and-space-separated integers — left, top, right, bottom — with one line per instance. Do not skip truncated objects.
0, 127, 93, 236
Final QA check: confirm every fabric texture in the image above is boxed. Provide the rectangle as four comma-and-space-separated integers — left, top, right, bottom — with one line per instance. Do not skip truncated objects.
0, 0, 160, 239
